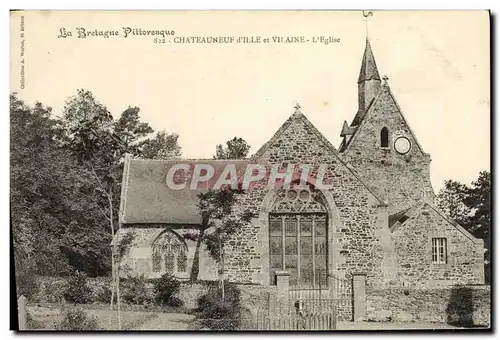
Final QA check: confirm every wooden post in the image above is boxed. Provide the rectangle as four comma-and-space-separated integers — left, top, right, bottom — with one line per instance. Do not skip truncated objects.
18, 295, 27, 331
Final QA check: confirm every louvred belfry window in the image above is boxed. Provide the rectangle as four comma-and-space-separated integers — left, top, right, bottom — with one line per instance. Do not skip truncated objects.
269, 184, 328, 288
152, 231, 188, 275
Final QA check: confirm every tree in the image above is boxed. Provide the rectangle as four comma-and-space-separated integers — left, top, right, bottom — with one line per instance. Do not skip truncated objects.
435, 180, 471, 227
61, 89, 184, 328
189, 187, 253, 297
11, 94, 111, 278
114, 106, 154, 156
436, 171, 491, 283
140, 130, 182, 159
213, 137, 250, 159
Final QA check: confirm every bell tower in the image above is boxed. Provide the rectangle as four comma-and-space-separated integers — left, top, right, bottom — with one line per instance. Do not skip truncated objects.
357, 38, 381, 118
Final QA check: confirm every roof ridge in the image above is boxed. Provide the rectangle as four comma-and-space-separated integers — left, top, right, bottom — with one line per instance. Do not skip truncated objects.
340, 86, 384, 152
253, 109, 386, 205
391, 201, 481, 243
341, 83, 427, 155
252, 111, 300, 159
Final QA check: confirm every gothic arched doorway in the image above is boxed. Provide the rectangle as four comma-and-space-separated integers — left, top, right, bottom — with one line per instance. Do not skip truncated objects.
269, 183, 328, 288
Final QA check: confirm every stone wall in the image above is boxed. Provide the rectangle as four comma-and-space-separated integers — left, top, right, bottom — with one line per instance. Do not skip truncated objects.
393, 203, 484, 287
366, 285, 490, 327
340, 84, 435, 215
223, 112, 388, 288
115, 226, 218, 281
174, 282, 275, 313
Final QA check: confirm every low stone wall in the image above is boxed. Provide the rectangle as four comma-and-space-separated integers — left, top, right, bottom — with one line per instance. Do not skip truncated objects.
238, 284, 277, 311
174, 282, 210, 310
366, 285, 490, 327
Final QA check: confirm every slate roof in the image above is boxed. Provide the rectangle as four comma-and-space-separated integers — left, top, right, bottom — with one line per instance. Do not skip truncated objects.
358, 38, 381, 84
119, 157, 250, 225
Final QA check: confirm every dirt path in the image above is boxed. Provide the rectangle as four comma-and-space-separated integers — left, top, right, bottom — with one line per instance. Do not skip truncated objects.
337, 321, 463, 330
136, 312, 196, 331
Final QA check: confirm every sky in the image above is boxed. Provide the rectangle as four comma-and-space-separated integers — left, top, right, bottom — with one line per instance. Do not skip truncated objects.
10, 10, 490, 192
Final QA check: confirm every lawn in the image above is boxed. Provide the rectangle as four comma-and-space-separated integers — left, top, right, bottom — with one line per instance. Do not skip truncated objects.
27, 304, 159, 330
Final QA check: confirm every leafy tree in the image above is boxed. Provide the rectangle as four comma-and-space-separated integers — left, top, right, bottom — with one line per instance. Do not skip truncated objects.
186, 138, 250, 282
11, 89, 183, 326
140, 130, 182, 159
213, 137, 250, 159
11, 94, 111, 279
114, 106, 154, 156
189, 188, 253, 298
436, 171, 491, 283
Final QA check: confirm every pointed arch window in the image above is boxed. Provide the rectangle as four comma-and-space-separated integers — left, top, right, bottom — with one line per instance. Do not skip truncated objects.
152, 250, 162, 273
152, 231, 188, 276
269, 183, 328, 288
381, 127, 389, 148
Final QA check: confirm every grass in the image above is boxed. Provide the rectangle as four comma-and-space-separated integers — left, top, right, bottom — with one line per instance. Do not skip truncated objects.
27, 304, 158, 330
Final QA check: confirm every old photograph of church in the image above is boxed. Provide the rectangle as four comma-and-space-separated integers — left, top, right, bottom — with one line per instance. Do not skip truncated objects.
10, 11, 490, 331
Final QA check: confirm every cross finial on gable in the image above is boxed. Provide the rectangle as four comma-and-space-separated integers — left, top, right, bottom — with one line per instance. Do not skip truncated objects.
294, 102, 301, 112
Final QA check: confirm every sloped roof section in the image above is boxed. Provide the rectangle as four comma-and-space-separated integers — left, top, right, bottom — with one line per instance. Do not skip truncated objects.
358, 38, 381, 83
119, 157, 250, 225
390, 201, 482, 244
340, 82, 426, 154
252, 106, 386, 205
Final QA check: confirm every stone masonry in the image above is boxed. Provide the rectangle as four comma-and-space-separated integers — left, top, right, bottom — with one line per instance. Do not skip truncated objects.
117, 37, 485, 296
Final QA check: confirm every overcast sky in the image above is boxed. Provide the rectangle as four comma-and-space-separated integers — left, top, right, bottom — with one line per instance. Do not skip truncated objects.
10, 10, 490, 192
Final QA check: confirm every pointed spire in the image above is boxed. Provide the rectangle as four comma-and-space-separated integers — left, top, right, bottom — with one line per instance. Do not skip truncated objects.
358, 38, 381, 84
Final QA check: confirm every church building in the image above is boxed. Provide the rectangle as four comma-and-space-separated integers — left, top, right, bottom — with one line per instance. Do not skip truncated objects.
116, 38, 485, 290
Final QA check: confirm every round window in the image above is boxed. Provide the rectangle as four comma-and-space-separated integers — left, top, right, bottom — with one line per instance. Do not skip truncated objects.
287, 190, 298, 200
299, 190, 310, 201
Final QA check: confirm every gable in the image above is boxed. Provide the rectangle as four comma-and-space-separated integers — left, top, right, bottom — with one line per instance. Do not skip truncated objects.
253, 109, 385, 205
341, 84, 426, 157
392, 202, 480, 244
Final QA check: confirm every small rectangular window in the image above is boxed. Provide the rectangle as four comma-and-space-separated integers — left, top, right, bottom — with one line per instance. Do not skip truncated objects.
432, 238, 447, 264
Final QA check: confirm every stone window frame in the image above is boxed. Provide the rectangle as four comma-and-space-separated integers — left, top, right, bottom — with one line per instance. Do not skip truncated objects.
380, 127, 390, 149
430, 236, 449, 267
151, 230, 189, 276
268, 184, 329, 288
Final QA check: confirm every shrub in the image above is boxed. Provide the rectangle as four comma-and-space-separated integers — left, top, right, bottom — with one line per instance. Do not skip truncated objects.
55, 308, 99, 331
33, 278, 69, 303
94, 284, 113, 304
26, 310, 43, 330
166, 296, 183, 308
153, 274, 182, 307
15, 271, 38, 300
121, 275, 152, 305
64, 271, 92, 304
195, 282, 241, 330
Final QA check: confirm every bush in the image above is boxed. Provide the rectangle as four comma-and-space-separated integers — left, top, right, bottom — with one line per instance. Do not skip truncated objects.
15, 271, 38, 300
64, 271, 92, 304
94, 284, 112, 304
26, 310, 43, 330
55, 308, 99, 331
33, 278, 69, 303
121, 275, 152, 305
195, 282, 241, 330
153, 274, 182, 307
